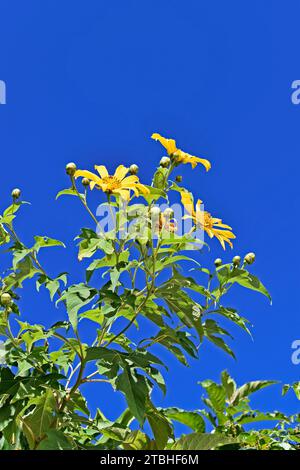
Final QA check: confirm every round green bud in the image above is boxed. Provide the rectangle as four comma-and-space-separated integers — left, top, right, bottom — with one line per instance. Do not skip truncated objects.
214, 258, 223, 268
160, 156, 171, 168
175, 175, 183, 183
232, 255, 241, 267
1, 293, 12, 307
11, 188, 21, 200
244, 252, 256, 265
129, 164, 139, 175
82, 178, 90, 187
65, 162, 77, 176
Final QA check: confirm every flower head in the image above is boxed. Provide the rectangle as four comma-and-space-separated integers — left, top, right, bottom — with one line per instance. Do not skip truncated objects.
75, 165, 149, 201
151, 133, 211, 171
181, 191, 235, 249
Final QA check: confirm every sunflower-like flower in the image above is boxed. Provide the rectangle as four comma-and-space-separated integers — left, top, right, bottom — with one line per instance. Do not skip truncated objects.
181, 191, 235, 249
75, 165, 149, 201
151, 133, 211, 171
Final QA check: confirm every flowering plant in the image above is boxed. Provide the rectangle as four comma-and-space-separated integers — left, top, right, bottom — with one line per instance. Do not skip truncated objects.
0, 133, 299, 450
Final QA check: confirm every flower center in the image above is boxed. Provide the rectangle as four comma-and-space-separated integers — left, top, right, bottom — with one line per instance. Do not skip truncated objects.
102, 176, 122, 191
204, 212, 213, 229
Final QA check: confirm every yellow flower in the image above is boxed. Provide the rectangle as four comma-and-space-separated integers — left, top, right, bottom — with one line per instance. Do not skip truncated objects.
151, 133, 211, 171
75, 165, 149, 201
181, 191, 235, 249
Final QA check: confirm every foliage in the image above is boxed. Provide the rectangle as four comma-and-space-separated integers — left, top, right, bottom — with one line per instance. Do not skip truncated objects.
0, 133, 296, 450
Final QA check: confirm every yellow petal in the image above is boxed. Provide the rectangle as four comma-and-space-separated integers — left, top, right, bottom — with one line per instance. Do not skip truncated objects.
94, 165, 109, 179
74, 170, 102, 185
114, 165, 129, 181
121, 175, 139, 185
214, 233, 226, 250
135, 183, 150, 194
196, 157, 211, 171
113, 188, 130, 200
175, 151, 211, 171
181, 191, 194, 216
131, 185, 140, 196
214, 221, 233, 230
151, 133, 177, 155
205, 228, 215, 238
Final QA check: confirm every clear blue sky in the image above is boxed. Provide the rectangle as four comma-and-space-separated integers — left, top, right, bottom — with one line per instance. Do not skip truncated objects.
1, 0, 300, 429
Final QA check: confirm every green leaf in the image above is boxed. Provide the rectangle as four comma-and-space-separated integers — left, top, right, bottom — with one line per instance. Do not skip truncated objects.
123, 430, 153, 450
77, 229, 114, 260
1, 202, 29, 224
58, 283, 97, 331
141, 185, 166, 203
79, 308, 104, 326
211, 306, 252, 337
21, 389, 57, 449
36, 430, 74, 450
200, 380, 227, 413
206, 334, 235, 359
4, 257, 40, 289
0, 224, 10, 245
143, 326, 198, 365
172, 432, 236, 450
56, 188, 84, 200
13, 249, 32, 269
163, 408, 205, 433
34, 236, 65, 252
36, 273, 67, 300
86, 250, 129, 282
221, 370, 237, 401
156, 286, 204, 341
236, 410, 289, 425
116, 368, 149, 426
152, 167, 169, 190
282, 382, 300, 400
146, 403, 174, 449
217, 266, 271, 302
155, 255, 200, 272
230, 380, 278, 405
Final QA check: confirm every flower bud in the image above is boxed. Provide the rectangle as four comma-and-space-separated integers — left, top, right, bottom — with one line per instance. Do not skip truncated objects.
175, 175, 182, 183
150, 207, 161, 218
232, 255, 241, 267
244, 252, 256, 265
11, 188, 21, 200
82, 178, 90, 187
1, 293, 12, 307
160, 156, 171, 168
163, 208, 174, 218
214, 258, 222, 268
129, 164, 139, 175
65, 162, 77, 176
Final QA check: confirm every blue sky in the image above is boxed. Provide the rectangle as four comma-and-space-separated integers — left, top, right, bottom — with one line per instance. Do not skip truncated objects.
1, 0, 300, 429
